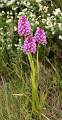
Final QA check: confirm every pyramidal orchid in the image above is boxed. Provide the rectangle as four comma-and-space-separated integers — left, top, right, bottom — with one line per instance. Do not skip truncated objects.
18, 15, 31, 37
17, 15, 47, 112
34, 27, 47, 45
23, 35, 36, 54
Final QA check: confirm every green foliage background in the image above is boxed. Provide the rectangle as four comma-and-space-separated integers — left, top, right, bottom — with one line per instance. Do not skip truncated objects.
0, 0, 62, 120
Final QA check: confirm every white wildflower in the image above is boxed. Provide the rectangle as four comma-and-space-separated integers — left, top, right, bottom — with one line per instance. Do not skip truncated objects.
46, 17, 53, 28
14, 26, 17, 31
6, 19, 12, 23
8, 44, 12, 49
7, 11, 9, 15
36, 0, 42, 3
42, 19, 46, 24
2, 11, 5, 14
27, 2, 30, 6
10, 11, 12, 15
39, 4, 43, 11
59, 35, 62, 40
11, 16, 13, 19
30, 13, 36, 18
52, 31, 55, 35
43, 6, 48, 13
17, 2, 19, 5
7, 0, 15, 6
22, 8, 27, 12
1, 32, 3, 35
35, 21, 39, 25
47, 13, 50, 16
53, 8, 61, 16
12, 7, 18, 11
32, 18, 35, 22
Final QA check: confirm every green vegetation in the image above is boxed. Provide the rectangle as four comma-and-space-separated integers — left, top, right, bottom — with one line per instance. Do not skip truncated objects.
0, 0, 62, 120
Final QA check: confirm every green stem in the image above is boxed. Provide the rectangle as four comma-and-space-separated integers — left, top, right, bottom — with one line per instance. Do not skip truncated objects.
28, 54, 40, 112
37, 49, 40, 86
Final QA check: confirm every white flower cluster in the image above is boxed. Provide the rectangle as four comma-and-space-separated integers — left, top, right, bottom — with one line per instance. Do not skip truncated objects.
0, 0, 16, 5
0, 0, 62, 44
59, 35, 62, 40
53, 8, 61, 16
38, 3, 62, 36
36, 0, 42, 3
39, 4, 48, 13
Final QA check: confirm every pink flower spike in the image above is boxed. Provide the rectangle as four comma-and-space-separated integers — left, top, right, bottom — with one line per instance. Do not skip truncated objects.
18, 15, 31, 37
23, 35, 36, 54
34, 28, 47, 45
